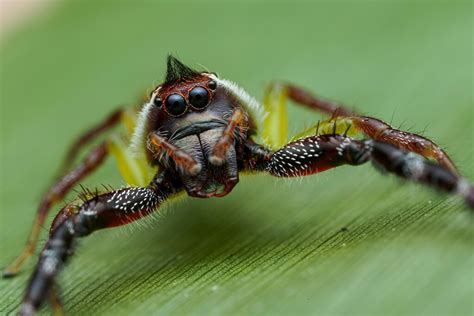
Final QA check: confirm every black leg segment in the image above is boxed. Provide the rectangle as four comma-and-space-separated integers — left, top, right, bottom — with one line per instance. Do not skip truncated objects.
244, 135, 474, 209
19, 171, 182, 315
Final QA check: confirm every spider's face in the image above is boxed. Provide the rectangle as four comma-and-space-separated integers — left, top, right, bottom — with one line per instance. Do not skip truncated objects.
152, 74, 217, 118
144, 56, 247, 197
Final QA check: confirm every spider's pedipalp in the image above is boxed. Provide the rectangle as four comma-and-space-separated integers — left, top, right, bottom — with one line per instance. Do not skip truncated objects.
209, 109, 246, 165
148, 133, 202, 175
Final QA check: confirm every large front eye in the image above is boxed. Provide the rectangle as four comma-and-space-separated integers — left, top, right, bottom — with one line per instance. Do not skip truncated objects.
165, 94, 187, 116
188, 86, 210, 109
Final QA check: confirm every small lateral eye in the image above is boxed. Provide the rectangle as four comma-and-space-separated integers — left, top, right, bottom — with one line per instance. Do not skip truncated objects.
165, 94, 187, 116
189, 86, 210, 109
153, 96, 162, 107
208, 80, 217, 90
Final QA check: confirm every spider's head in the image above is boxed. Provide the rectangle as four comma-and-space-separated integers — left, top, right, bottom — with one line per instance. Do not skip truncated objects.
139, 56, 250, 197
150, 55, 220, 119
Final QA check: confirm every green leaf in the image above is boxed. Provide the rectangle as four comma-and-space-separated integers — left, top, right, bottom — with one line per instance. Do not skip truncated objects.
1, 1, 472, 315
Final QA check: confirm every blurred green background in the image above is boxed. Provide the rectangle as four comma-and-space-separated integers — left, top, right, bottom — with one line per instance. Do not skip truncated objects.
1, 1, 473, 315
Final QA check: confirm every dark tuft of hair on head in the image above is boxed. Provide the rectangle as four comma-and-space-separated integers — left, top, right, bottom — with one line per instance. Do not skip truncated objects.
165, 55, 199, 84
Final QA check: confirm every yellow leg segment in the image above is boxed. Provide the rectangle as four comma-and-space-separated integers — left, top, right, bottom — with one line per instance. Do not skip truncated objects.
261, 83, 359, 148
108, 108, 155, 187
292, 117, 361, 140
261, 83, 289, 149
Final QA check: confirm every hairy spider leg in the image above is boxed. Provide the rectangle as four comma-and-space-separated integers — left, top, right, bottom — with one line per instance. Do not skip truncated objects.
149, 134, 202, 175
293, 116, 458, 174
285, 83, 355, 117
3, 108, 153, 278
2, 142, 108, 278
243, 135, 474, 209
209, 109, 246, 165
107, 132, 154, 187
59, 106, 152, 186
263, 83, 458, 174
261, 83, 289, 149
261, 82, 356, 149
107, 107, 155, 186
58, 109, 123, 175
18, 171, 183, 316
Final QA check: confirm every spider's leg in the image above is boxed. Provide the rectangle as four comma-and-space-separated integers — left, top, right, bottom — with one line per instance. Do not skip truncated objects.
283, 83, 355, 116
19, 170, 182, 316
58, 108, 124, 175
350, 116, 457, 174
243, 136, 474, 209
149, 134, 202, 175
2, 142, 109, 278
56, 106, 152, 186
4, 105, 153, 278
264, 83, 458, 174
261, 83, 356, 149
261, 83, 289, 149
107, 133, 154, 187
209, 109, 246, 165
294, 116, 458, 174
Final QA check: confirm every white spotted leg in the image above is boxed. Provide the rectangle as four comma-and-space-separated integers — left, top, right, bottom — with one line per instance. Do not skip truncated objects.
243, 134, 474, 209
19, 171, 183, 315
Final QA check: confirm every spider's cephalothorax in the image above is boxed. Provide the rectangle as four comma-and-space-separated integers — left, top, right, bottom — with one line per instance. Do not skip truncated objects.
140, 57, 254, 197
4, 55, 473, 316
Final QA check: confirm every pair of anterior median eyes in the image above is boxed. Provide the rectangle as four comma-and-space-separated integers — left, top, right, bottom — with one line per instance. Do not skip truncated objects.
153, 79, 218, 117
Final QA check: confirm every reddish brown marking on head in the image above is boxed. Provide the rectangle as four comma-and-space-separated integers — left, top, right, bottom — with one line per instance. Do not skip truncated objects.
154, 75, 216, 116
150, 56, 218, 118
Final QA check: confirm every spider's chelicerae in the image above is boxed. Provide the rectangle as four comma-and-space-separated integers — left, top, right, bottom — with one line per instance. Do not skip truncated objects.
4, 56, 474, 315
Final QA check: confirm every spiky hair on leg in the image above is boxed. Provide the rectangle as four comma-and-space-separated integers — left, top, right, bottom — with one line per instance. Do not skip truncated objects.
75, 184, 114, 204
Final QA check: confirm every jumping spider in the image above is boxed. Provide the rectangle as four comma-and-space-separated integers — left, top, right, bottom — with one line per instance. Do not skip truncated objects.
4, 56, 473, 315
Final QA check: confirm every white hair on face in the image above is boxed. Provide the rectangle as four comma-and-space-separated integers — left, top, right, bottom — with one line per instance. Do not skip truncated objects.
130, 99, 154, 155
208, 74, 267, 126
